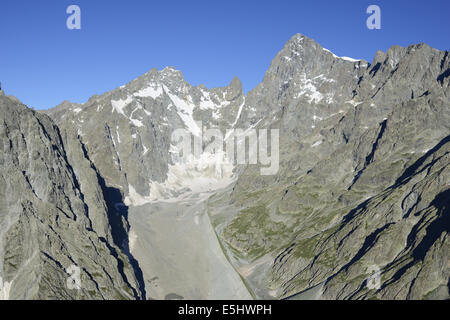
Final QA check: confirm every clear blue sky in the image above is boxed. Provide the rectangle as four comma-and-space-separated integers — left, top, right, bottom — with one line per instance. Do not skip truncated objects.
0, 0, 449, 110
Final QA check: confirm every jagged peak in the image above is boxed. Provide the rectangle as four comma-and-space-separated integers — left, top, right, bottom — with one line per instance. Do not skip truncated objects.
128, 66, 186, 89
162, 66, 180, 73
229, 76, 242, 91
287, 33, 313, 45
283, 33, 362, 64
284, 33, 319, 52
368, 42, 442, 72
160, 66, 184, 79
55, 100, 79, 109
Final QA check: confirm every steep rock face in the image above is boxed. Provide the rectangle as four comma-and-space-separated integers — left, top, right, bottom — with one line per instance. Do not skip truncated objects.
0, 95, 143, 299
271, 101, 449, 299
210, 34, 449, 299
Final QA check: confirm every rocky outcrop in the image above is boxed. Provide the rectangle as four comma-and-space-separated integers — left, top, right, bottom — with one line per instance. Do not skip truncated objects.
0, 95, 143, 299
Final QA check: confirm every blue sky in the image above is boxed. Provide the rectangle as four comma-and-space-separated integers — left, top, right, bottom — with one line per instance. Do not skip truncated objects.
0, 0, 449, 110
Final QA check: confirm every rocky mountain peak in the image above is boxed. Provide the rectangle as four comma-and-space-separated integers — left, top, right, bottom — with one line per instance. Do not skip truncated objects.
227, 76, 243, 99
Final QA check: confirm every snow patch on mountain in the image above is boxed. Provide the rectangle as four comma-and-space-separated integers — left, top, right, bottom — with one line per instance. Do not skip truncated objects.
134, 84, 163, 99
164, 85, 202, 136
231, 98, 246, 127
125, 152, 235, 205
312, 140, 322, 147
111, 97, 133, 116
199, 90, 217, 110
341, 56, 360, 62
346, 99, 363, 107
295, 76, 324, 103
323, 48, 360, 62
130, 118, 144, 128
116, 126, 121, 143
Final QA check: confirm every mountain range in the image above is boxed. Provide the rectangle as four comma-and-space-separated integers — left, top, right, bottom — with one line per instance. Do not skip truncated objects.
0, 33, 448, 300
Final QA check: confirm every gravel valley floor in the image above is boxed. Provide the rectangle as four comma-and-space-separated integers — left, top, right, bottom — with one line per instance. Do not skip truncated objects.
128, 194, 253, 300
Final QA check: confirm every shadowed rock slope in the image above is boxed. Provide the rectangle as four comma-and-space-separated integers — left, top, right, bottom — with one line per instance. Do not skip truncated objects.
0, 94, 144, 299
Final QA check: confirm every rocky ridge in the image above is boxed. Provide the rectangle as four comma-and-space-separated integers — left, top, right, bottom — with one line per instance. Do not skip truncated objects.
0, 94, 144, 299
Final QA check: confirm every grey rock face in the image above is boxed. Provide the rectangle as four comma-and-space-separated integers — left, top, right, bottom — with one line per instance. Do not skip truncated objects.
0, 95, 143, 299
212, 34, 450, 300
